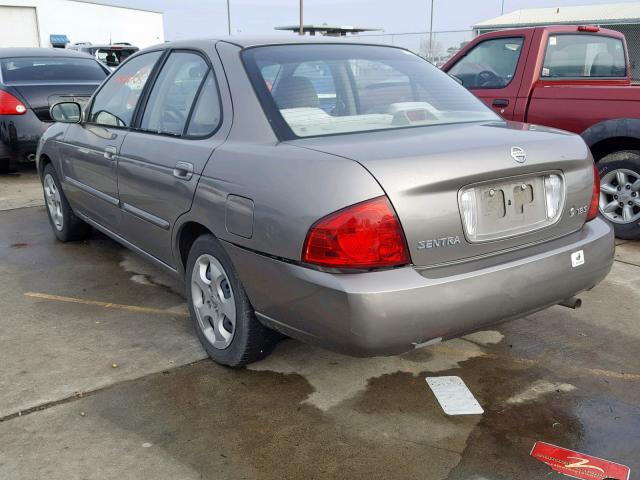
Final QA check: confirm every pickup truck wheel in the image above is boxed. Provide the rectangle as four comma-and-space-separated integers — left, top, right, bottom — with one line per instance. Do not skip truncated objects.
42, 163, 92, 242
186, 234, 280, 367
598, 151, 640, 240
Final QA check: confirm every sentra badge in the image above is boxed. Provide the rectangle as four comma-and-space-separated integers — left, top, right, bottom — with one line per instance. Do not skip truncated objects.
417, 236, 461, 249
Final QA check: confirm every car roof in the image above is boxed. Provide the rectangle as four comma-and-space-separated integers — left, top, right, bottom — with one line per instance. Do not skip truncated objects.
75, 44, 139, 49
155, 35, 390, 51
0, 48, 95, 59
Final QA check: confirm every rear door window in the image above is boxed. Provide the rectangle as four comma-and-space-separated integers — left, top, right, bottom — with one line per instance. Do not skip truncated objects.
542, 34, 626, 78
448, 37, 524, 88
140, 52, 209, 136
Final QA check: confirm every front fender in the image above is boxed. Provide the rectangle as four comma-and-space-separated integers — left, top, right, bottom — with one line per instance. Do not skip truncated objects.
36, 123, 69, 178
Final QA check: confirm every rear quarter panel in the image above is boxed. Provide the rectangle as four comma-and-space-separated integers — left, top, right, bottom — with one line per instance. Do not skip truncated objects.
183, 141, 385, 264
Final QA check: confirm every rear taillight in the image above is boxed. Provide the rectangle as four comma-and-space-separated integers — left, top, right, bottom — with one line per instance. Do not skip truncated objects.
0, 90, 27, 115
302, 196, 409, 269
587, 163, 600, 221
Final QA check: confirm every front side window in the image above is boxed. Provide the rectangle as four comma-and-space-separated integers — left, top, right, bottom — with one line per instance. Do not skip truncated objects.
140, 52, 209, 136
243, 44, 497, 139
89, 51, 162, 127
448, 37, 524, 88
542, 34, 626, 78
0, 57, 107, 83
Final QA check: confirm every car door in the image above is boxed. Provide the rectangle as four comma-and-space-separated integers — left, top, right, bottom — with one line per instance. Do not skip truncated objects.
60, 51, 162, 230
446, 36, 527, 120
116, 50, 227, 267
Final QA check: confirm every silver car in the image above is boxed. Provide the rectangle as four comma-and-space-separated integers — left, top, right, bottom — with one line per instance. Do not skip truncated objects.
37, 37, 614, 366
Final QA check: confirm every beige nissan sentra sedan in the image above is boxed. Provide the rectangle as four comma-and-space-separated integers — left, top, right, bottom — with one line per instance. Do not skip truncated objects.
37, 36, 614, 366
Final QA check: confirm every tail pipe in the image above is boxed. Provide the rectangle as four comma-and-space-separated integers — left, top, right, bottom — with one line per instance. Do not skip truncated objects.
559, 297, 582, 309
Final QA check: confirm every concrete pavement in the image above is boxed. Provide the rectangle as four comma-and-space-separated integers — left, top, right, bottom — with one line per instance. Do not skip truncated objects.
0, 170, 638, 479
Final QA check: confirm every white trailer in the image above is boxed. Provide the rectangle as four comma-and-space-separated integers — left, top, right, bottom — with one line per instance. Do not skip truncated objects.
0, 0, 164, 49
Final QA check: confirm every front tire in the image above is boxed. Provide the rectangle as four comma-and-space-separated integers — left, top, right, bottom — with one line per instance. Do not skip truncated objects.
598, 151, 640, 240
185, 234, 279, 367
42, 163, 92, 242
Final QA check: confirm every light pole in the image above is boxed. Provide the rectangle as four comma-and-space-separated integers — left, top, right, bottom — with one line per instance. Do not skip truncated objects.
428, 0, 434, 62
501, 0, 505, 15
226, 0, 231, 36
299, 0, 304, 35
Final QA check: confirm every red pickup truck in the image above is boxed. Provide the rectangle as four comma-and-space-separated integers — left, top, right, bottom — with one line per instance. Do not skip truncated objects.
443, 25, 640, 239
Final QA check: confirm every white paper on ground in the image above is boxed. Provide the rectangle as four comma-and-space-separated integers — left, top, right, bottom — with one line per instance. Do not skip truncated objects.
426, 376, 484, 415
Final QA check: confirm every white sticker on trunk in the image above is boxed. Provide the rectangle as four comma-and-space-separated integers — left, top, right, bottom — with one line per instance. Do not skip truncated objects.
426, 376, 484, 415
571, 250, 585, 268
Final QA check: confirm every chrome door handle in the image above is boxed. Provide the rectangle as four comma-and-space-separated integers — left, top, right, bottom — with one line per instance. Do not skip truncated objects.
173, 161, 194, 180
104, 146, 117, 159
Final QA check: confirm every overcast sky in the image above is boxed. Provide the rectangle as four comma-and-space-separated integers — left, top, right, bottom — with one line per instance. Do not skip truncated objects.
105, 0, 637, 41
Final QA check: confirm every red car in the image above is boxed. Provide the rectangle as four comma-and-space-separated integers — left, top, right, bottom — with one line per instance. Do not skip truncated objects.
444, 25, 640, 239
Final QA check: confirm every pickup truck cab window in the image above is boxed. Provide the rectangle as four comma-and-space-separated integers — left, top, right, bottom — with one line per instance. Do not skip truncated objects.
88, 51, 162, 127
448, 37, 523, 89
140, 51, 209, 136
541, 34, 626, 78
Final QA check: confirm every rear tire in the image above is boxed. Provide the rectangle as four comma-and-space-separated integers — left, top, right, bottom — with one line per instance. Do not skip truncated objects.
597, 151, 640, 240
185, 234, 280, 367
42, 163, 92, 242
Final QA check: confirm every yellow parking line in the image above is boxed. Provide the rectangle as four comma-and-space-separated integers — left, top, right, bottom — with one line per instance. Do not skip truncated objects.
22, 292, 640, 381
24, 292, 189, 318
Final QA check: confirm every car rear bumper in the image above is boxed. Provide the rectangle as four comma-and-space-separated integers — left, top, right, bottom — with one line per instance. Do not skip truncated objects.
223, 217, 614, 356
0, 110, 49, 163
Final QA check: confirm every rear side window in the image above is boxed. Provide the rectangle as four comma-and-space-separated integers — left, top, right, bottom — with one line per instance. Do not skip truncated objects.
186, 71, 222, 136
140, 52, 209, 136
89, 51, 161, 128
0, 57, 107, 83
448, 37, 523, 88
542, 34, 626, 78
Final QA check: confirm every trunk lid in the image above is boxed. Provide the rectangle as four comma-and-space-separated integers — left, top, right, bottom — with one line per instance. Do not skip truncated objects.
12, 83, 99, 121
289, 121, 594, 268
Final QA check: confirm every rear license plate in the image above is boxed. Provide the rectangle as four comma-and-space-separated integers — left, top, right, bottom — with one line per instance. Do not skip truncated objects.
459, 173, 564, 243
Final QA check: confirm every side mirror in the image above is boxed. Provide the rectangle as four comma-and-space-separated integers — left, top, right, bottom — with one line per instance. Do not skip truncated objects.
50, 102, 82, 124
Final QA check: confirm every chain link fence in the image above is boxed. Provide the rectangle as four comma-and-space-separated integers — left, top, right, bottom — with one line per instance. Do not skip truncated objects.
606, 24, 640, 81
356, 29, 475, 66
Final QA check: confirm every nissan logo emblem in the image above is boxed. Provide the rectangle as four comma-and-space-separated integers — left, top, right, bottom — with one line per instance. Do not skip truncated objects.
511, 146, 527, 163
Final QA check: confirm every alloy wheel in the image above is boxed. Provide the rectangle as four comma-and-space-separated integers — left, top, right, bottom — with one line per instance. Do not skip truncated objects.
43, 174, 64, 231
599, 168, 640, 224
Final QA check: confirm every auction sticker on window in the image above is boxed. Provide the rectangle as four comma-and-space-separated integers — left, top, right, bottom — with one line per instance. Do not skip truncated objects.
530, 441, 630, 480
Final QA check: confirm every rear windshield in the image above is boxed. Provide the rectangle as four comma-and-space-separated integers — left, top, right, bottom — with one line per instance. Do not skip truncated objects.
243, 44, 498, 139
0, 57, 107, 83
